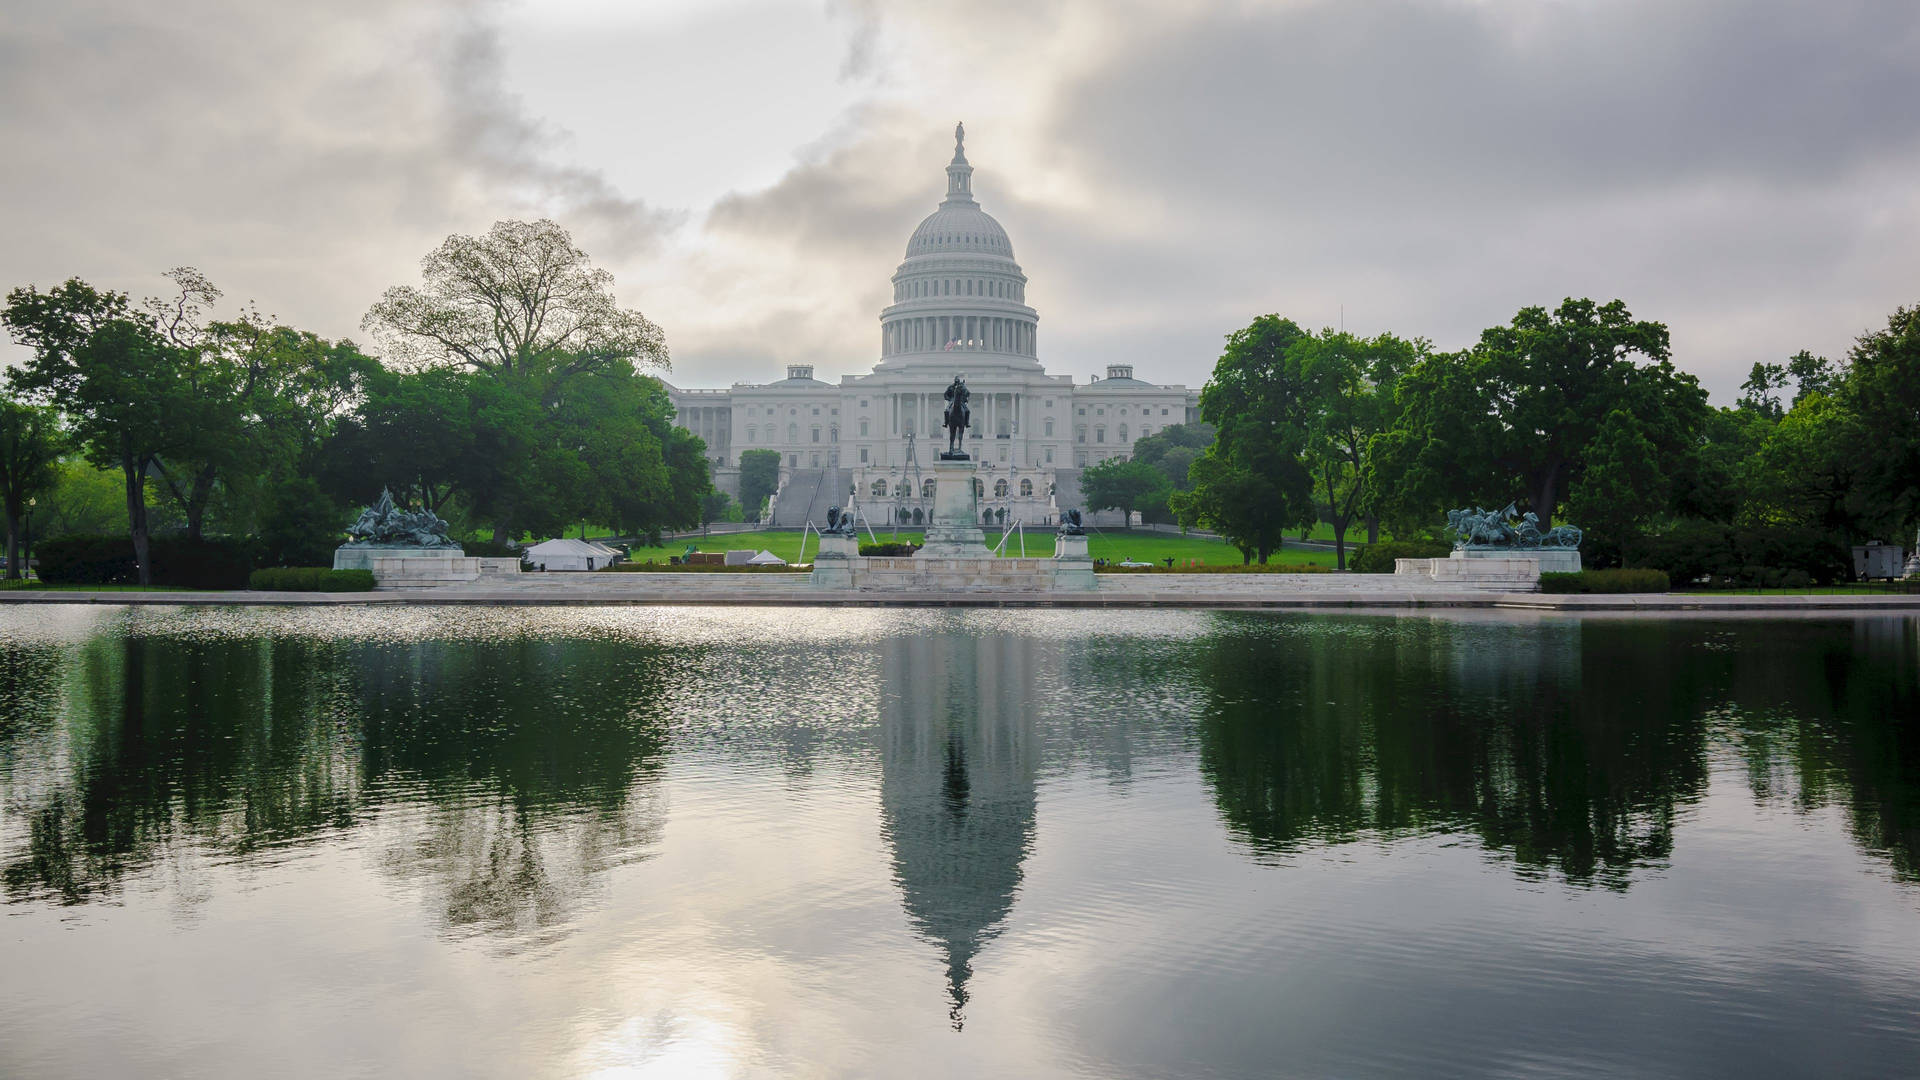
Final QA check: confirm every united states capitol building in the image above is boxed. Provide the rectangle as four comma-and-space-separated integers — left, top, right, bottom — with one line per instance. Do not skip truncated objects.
666, 125, 1199, 528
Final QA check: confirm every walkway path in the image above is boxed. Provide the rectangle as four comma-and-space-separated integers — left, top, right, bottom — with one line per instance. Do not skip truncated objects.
4, 580, 1918, 611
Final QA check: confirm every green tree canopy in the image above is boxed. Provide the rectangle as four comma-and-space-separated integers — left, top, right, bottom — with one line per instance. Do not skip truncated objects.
738, 449, 781, 521
1370, 298, 1707, 533
1079, 457, 1173, 525
2, 279, 209, 583
1171, 315, 1317, 562
0, 398, 67, 578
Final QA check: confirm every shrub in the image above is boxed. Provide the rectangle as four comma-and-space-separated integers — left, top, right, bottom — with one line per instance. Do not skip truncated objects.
1539, 569, 1670, 594
860, 542, 921, 556
248, 567, 375, 591
1350, 539, 1450, 574
320, 569, 375, 591
38, 534, 253, 588
36, 534, 137, 585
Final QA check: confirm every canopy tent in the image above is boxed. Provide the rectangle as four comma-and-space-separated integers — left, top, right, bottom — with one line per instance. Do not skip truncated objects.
526, 537, 623, 572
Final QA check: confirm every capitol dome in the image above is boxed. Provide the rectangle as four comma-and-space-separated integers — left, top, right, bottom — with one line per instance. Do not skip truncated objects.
878, 123, 1039, 368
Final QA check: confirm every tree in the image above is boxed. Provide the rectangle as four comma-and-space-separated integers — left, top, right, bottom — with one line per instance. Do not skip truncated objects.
1171, 316, 1317, 562
701, 492, 742, 529
1131, 421, 1214, 499
363, 219, 668, 379
1843, 304, 1920, 536
1170, 455, 1300, 564
0, 399, 66, 578
3, 280, 204, 584
738, 449, 781, 521
255, 476, 346, 568
1371, 298, 1707, 530
1291, 329, 1421, 568
35, 459, 125, 539
1080, 457, 1172, 525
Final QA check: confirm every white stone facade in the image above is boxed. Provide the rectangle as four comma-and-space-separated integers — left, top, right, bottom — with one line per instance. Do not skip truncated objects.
666, 124, 1199, 528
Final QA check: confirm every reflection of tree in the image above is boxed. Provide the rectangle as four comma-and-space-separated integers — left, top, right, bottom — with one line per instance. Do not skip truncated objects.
1704, 617, 1920, 881
1194, 615, 1920, 886
878, 633, 1038, 1029
1194, 618, 1710, 887
1, 631, 670, 937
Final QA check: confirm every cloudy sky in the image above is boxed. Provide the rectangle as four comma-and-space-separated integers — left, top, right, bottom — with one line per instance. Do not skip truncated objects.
4, 0, 1917, 402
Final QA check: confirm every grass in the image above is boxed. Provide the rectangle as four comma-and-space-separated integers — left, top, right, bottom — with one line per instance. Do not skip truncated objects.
625, 528, 1339, 568
1686, 583, 1919, 595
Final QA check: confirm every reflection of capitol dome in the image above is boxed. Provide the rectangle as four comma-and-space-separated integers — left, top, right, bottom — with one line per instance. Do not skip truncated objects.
878, 633, 1039, 1029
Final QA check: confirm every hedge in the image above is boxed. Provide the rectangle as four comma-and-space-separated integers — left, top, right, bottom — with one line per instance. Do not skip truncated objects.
1350, 539, 1451, 574
859, 542, 922, 556
37, 534, 254, 589
248, 567, 376, 591
1539, 569, 1671, 594
1094, 562, 1331, 574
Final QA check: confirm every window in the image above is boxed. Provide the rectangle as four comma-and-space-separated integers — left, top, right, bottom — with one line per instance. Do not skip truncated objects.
972, 478, 984, 497
810, 453, 819, 467
812, 407, 820, 416
1044, 447, 1054, 464
871, 479, 888, 497
922, 477, 936, 499
1075, 452, 1088, 467
1043, 419, 1054, 437
747, 425, 757, 443
1120, 407, 1129, 416
859, 399, 868, 409
1095, 426, 1106, 443
831, 408, 838, 416
1119, 424, 1128, 442
1044, 399, 1053, 408
829, 425, 838, 443
1020, 478, 1033, 496
788, 453, 798, 467
859, 419, 869, 437
811, 426, 821, 443
1076, 426, 1086, 443
1141, 426, 1151, 439
998, 445, 1008, 462
1161, 408, 1169, 415
1097, 407, 1105, 416
787, 423, 798, 442
859, 448, 869, 463
994, 479, 1009, 497
1077, 407, 1085, 416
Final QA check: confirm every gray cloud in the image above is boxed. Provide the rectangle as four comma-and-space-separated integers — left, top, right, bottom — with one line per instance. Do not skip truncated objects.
5, 0, 1917, 403
0, 0, 671, 356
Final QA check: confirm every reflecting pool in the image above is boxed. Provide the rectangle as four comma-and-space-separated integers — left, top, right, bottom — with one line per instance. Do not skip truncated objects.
1, 607, 1917, 1077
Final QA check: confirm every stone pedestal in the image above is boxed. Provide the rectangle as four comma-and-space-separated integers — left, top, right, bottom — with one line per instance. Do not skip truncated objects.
917, 459, 991, 558
1456, 547, 1581, 574
333, 545, 520, 588
809, 533, 860, 588
1052, 532, 1095, 591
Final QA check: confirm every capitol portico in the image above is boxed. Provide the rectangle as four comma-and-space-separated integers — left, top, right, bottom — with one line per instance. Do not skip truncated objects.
667, 124, 1199, 528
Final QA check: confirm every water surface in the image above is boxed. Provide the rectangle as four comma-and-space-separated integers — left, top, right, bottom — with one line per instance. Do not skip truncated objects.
1, 607, 1916, 1077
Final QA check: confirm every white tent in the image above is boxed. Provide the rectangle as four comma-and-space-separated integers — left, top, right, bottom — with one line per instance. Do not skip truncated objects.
526, 537, 621, 572
745, 549, 787, 566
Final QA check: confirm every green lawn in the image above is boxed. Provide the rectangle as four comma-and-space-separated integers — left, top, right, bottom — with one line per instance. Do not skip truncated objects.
630, 528, 1337, 568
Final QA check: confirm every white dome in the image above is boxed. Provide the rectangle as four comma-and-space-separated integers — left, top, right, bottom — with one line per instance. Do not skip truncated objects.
906, 206, 1013, 259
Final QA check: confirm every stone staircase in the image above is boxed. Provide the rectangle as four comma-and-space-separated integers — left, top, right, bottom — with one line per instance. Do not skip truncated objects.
769, 467, 851, 529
